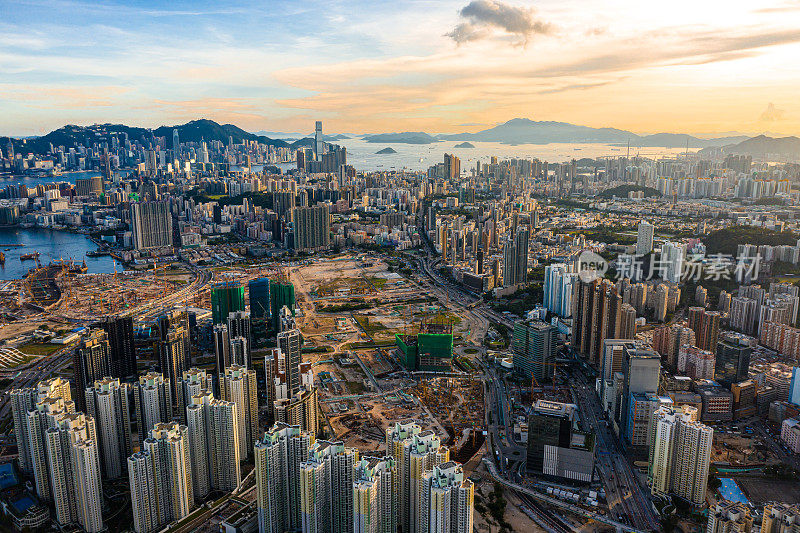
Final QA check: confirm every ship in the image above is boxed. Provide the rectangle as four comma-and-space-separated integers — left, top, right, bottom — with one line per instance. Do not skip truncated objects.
20, 252, 39, 261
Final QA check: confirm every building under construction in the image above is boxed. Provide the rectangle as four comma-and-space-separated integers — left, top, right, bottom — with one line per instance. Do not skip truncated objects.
395, 317, 454, 371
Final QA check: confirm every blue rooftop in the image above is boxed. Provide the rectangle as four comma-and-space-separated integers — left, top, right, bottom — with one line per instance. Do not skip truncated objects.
719, 478, 749, 505
0, 463, 18, 490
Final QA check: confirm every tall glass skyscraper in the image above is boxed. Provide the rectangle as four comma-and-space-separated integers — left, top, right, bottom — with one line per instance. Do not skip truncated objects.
211, 282, 245, 324
248, 277, 270, 320
269, 280, 295, 331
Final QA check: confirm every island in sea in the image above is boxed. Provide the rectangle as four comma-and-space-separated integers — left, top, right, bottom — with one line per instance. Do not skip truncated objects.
375, 147, 397, 154
362, 132, 439, 144
454, 141, 475, 148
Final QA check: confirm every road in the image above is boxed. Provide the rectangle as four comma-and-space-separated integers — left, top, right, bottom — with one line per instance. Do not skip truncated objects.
570, 370, 659, 532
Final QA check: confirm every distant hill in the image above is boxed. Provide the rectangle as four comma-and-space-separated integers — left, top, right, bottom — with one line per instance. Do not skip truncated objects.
1, 119, 291, 155
362, 132, 439, 144
438, 118, 748, 147
704, 225, 798, 255
703, 134, 800, 159
376, 147, 397, 154
454, 141, 475, 148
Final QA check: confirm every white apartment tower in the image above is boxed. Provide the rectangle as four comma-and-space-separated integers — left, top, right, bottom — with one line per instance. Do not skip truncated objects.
648, 405, 712, 505
220, 364, 258, 460
255, 423, 314, 533
418, 462, 474, 533
85, 376, 133, 479
299, 440, 358, 533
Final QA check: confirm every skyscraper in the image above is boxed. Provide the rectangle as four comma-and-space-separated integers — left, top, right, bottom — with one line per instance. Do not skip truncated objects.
274, 386, 321, 437
636, 221, 654, 256
129, 451, 159, 533
84, 376, 132, 479
211, 282, 246, 324
133, 372, 173, 444
354, 456, 398, 533
418, 462, 474, 533
300, 440, 359, 533
227, 310, 252, 367
213, 323, 231, 377
573, 278, 623, 365
715, 333, 754, 387
386, 422, 449, 533
220, 364, 258, 460
100, 315, 137, 378
157, 323, 190, 403
648, 405, 712, 505
270, 280, 296, 331
292, 204, 331, 253
135, 422, 193, 528
542, 264, 576, 317
73, 329, 111, 410
186, 389, 241, 496
660, 241, 685, 284
315, 120, 324, 161
706, 500, 753, 533
761, 503, 800, 533
45, 412, 104, 532
277, 328, 303, 396
511, 320, 555, 384
130, 201, 173, 250
175, 367, 213, 422
255, 423, 314, 533
687, 307, 721, 352
502, 227, 529, 287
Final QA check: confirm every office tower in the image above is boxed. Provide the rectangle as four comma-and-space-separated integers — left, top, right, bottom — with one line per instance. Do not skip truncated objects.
213, 323, 231, 376
129, 451, 160, 533
660, 242, 685, 284
277, 328, 303, 395
270, 280, 296, 331
131, 201, 173, 250
511, 320, 555, 384
220, 364, 258, 460
707, 500, 753, 533
636, 221, 654, 256
292, 204, 331, 253
354, 456, 398, 533
100, 315, 136, 378
299, 440, 358, 533
249, 277, 271, 319
619, 303, 637, 339
211, 282, 246, 324
76, 176, 104, 197
133, 372, 173, 444
171, 128, 181, 156
716, 333, 754, 387
502, 227, 528, 287
73, 329, 111, 410
255, 423, 314, 533
526, 400, 595, 482
616, 341, 661, 447
649, 405, 711, 505
387, 423, 449, 533
761, 503, 800, 533
175, 367, 213, 421
274, 386, 321, 437
84, 377, 132, 479
227, 310, 252, 367
543, 264, 576, 317
653, 324, 696, 371
45, 412, 104, 532
157, 324, 190, 403
418, 461, 474, 533
443, 153, 461, 179
315, 120, 324, 161
687, 307, 721, 352
135, 422, 193, 528
573, 278, 623, 365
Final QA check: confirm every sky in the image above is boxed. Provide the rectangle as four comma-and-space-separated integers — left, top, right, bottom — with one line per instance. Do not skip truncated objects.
3, 0, 800, 137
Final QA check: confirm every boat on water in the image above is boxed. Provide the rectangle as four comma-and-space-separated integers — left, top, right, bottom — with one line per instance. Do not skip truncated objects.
0, 251, 4, 264
20, 251, 39, 261
86, 249, 110, 257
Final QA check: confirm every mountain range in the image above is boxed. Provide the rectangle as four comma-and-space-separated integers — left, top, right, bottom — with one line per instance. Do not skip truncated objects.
3, 117, 800, 159
1, 119, 315, 155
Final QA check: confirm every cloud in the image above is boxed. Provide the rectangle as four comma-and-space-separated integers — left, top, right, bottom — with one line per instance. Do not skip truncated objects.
446, 0, 553, 45
760, 102, 786, 121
